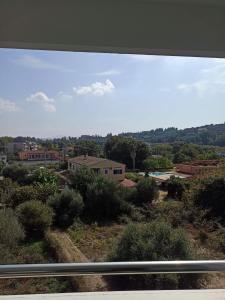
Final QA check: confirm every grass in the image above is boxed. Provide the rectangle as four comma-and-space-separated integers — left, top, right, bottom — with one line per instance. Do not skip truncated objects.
68, 223, 124, 261
0, 238, 73, 295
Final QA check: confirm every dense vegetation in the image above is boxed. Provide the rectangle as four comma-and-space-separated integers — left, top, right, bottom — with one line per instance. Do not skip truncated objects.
1, 129, 225, 293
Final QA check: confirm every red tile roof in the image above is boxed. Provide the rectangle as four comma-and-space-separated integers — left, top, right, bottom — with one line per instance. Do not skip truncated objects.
120, 178, 136, 188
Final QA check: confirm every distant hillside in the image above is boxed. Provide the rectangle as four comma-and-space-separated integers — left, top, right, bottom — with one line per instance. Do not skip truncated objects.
1, 123, 225, 147
119, 123, 225, 146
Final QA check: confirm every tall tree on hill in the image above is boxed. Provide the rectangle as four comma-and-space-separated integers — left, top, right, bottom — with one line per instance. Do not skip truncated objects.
104, 136, 149, 169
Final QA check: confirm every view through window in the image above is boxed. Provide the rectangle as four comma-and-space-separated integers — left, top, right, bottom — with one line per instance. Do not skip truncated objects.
1, 49, 225, 293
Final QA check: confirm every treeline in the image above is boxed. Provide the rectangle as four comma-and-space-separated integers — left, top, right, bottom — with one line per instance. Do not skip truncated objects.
120, 123, 225, 146
2, 122, 225, 150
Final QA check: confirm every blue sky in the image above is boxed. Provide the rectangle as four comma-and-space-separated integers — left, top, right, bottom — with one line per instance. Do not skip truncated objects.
0, 48, 225, 138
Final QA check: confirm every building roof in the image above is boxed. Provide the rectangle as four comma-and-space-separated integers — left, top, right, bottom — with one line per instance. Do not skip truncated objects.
68, 155, 125, 168
120, 178, 136, 188
176, 160, 221, 167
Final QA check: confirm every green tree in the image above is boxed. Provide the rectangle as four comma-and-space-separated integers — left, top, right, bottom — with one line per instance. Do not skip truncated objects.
69, 167, 95, 199
74, 140, 102, 157
31, 167, 57, 185
143, 156, 173, 170
10, 185, 37, 208
16, 201, 53, 237
48, 188, 84, 228
109, 221, 200, 289
0, 209, 25, 248
86, 176, 130, 222
135, 178, 159, 205
166, 176, 188, 200
194, 177, 225, 220
2, 164, 29, 184
105, 136, 149, 169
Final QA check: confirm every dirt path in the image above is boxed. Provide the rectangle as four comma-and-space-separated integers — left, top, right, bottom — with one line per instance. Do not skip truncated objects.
45, 230, 107, 292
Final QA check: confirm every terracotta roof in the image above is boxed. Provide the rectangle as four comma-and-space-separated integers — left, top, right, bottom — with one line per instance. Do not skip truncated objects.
120, 178, 136, 188
68, 155, 125, 168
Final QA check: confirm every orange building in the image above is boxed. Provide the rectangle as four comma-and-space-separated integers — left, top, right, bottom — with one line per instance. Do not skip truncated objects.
18, 150, 59, 161
176, 160, 220, 175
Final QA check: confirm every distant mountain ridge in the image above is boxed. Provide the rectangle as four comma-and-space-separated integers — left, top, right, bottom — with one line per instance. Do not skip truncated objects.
1, 122, 225, 147
118, 123, 225, 146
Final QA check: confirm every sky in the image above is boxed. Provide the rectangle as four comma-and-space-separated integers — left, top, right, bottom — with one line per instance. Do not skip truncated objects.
0, 48, 225, 138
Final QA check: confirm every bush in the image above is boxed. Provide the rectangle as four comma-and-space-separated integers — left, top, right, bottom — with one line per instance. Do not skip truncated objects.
30, 167, 58, 185
16, 201, 53, 237
143, 156, 173, 171
135, 178, 159, 206
2, 164, 29, 184
69, 167, 95, 199
86, 176, 130, 222
166, 176, 188, 200
10, 185, 37, 208
125, 172, 142, 183
146, 201, 185, 227
0, 209, 25, 248
194, 177, 225, 221
109, 221, 201, 289
35, 183, 57, 203
48, 188, 84, 228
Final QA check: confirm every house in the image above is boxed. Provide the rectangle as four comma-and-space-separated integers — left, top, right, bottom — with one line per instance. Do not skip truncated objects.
176, 160, 221, 175
68, 155, 125, 181
7, 141, 38, 154
18, 150, 59, 161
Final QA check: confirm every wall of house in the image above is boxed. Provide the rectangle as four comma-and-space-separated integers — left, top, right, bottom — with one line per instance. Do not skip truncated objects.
68, 162, 125, 181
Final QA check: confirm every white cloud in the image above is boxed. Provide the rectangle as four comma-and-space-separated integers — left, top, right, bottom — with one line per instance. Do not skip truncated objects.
94, 69, 121, 76
57, 91, 73, 102
27, 92, 56, 112
73, 79, 115, 96
177, 59, 225, 97
0, 97, 19, 112
13, 55, 75, 72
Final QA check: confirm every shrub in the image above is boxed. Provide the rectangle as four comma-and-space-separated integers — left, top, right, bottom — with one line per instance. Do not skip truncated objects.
166, 176, 189, 200
0, 209, 25, 248
48, 188, 84, 228
69, 167, 95, 199
35, 183, 57, 203
146, 201, 184, 227
125, 172, 142, 183
109, 221, 201, 289
16, 201, 53, 237
86, 176, 130, 222
143, 156, 173, 171
135, 177, 159, 206
194, 177, 225, 221
2, 164, 29, 184
10, 185, 37, 208
31, 167, 57, 185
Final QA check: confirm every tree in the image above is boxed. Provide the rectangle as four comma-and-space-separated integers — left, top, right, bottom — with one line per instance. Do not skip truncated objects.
74, 140, 102, 157
16, 201, 53, 237
86, 176, 130, 222
69, 167, 95, 199
48, 188, 84, 228
105, 136, 149, 169
143, 156, 173, 170
34, 183, 57, 203
0, 209, 25, 248
166, 176, 188, 200
135, 178, 159, 205
10, 185, 37, 208
109, 221, 200, 289
2, 164, 29, 184
30, 167, 57, 185
194, 177, 225, 220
